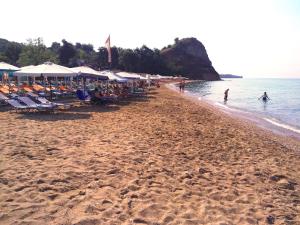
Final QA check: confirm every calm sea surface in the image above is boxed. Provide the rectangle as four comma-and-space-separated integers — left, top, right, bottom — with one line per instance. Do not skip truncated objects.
184, 78, 300, 134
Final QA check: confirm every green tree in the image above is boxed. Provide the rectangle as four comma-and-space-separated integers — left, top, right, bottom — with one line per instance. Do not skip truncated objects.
58, 39, 76, 66
4, 42, 22, 65
0, 53, 8, 62
71, 43, 97, 67
96, 47, 107, 69
17, 38, 58, 66
118, 48, 138, 72
81, 44, 94, 54
50, 42, 61, 54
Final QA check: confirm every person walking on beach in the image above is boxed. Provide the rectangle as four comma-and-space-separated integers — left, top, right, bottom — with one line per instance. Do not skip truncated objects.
182, 80, 186, 92
179, 81, 183, 92
224, 88, 229, 101
258, 91, 270, 102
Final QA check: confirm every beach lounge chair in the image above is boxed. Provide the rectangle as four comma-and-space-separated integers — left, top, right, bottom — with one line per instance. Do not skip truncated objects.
0, 86, 10, 94
0, 92, 9, 101
36, 97, 71, 109
76, 89, 91, 103
32, 84, 44, 92
27, 92, 69, 109
18, 96, 56, 112
27, 92, 39, 98
128, 89, 147, 97
22, 86, 33, 92
0, 93, 9, 105
100, 95, 119, 103
6, 99, 30, 112
10, 93, 19, 99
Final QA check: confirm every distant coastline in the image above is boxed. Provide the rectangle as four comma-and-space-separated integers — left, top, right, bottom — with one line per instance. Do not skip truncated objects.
220, 74, 243, 78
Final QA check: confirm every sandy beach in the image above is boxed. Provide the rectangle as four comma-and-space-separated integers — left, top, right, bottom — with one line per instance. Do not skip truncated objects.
0, 85, 300, 225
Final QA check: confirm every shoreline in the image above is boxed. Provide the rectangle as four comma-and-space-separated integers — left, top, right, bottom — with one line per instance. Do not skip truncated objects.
1, 85, 300, 224
166, 81, 300, 144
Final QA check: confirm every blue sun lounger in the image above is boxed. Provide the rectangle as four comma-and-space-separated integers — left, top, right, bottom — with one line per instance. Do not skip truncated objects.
6, 99, 30, 112
18, 96, 56, 112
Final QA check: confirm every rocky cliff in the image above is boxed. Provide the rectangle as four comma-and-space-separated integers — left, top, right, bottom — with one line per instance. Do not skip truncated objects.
161, 38, 220, 80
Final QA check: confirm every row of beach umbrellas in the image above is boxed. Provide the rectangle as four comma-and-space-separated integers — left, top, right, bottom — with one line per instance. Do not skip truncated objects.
0, 61, 149, 82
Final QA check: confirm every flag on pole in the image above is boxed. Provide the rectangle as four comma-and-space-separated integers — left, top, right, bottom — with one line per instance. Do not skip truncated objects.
105, 35, 112, 63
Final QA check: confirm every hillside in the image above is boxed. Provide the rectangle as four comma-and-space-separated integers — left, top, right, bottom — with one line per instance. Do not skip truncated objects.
1, 37, 220, 80
161, 38, 220, 80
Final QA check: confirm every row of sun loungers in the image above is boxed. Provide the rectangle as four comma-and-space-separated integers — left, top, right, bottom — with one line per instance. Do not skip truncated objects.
75, 87, 147, 105
0, 82, 149, 113
0, 92, 70, 113
0, 84, 76, 100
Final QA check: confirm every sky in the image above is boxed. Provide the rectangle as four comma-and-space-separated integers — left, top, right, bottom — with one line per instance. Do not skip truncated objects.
2, 0, 300, 77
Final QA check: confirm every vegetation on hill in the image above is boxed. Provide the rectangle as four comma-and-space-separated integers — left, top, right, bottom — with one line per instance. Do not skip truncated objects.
161, 38, 219, 80
0, 37, 219, 80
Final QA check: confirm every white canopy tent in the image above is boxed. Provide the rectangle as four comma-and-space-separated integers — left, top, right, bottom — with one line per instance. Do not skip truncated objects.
150, 74, 175, 80
71, 66, 108, 80
99, 70, 128, 82
71, 66, 100, 76
117, 72, 144, 80
0, 62, 19, 71
14, 62, 77, 78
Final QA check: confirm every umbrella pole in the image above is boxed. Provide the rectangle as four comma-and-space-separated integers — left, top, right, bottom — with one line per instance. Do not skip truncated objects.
106, 80, 109, 94
8, 76, 11, 94
17, 76, 20, 90
50, 81, 52, 100
83, 77, 86, 97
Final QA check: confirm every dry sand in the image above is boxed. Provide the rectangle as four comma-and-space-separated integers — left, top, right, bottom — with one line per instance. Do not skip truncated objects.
0, 86, 300, 225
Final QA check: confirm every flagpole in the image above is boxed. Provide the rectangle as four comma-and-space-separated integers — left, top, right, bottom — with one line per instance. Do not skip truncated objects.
105, 35, 112, 71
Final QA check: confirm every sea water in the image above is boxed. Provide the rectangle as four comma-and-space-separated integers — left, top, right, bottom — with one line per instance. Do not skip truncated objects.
183, 78, 300, 137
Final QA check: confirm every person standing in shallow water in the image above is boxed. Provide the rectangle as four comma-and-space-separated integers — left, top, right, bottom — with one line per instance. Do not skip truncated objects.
259, 91, 270, 102
224, 88, 229, 101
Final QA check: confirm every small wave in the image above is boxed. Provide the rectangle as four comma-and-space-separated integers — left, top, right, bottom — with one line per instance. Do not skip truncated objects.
264, 118, 300, 134
214, 102, 232, 110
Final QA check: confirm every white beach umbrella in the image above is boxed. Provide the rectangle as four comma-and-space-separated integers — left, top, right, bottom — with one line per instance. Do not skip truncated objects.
0, 62, 19, 71
99, 70, 128, 82
117, 72, 142, 79
71, 66, 108, 80
14, 62, 77, 78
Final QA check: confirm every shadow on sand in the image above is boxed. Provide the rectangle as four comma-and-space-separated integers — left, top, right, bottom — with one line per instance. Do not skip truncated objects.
70, 104, 121, 113
18, 104, 121, 121
12, 94, 157, 121
17, 112, 92, 121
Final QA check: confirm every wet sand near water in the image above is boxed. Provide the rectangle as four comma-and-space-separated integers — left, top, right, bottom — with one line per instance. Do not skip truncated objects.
0, 86, 300, 225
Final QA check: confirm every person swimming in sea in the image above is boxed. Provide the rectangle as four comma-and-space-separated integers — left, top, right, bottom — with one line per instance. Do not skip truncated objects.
224, 88, 229, 101
258, 91, 270, 102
